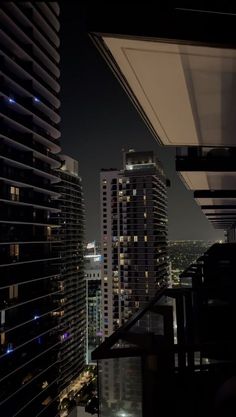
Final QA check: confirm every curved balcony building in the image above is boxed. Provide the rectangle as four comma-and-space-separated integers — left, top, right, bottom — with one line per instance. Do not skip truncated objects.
52, 155, 86, 397
0, 2, 61, 416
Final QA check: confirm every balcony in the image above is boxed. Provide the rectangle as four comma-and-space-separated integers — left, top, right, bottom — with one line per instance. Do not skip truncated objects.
1, 125, 61, 163
93, 242, 236, 417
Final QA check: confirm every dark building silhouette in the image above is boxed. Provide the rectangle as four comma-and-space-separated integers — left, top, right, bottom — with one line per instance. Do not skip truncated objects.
0, 2, 61, 416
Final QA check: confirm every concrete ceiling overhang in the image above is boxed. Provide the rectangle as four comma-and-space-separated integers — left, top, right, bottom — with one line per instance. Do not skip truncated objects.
90, 15, 236, 230
98, 36, 236, 147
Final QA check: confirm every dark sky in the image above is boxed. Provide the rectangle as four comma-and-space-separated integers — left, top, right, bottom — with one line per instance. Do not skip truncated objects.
59, 3, 224, 243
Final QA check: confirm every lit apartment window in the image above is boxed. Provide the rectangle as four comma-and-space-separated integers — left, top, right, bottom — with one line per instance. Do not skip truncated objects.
144, 212, 147, 218
144, 235, 148, 242
134, 236, 138, 242
10, 186, 19, 201
1, 332, 5, 345
145, 271, 149, 278
119, 236, 124, 242
1, 310, 5, 325
119, 179, 123, 184
9, 284, 18, 299
47, 226, 51, 239
102, 179, 107, 185
133, 189, 137, 196
10, 244, 19, 259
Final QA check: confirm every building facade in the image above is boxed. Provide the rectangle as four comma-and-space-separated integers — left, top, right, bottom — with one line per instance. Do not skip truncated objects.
84, 242, 102, 363
0, 2, 61, 416
100, 150, 168, 337
53, 155, 86, 393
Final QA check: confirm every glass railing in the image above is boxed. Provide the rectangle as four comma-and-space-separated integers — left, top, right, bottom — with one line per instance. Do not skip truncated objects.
93, 243, 236, 416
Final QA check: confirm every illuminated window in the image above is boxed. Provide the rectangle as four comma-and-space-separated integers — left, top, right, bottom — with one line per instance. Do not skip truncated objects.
134, 236, 138, 242
119, 236, 124, 242
47, 226, 51, 239
104, 277, 108, 281
1, 311, 5, 326
119, 179, 123, 184
144, 236, 148, 242
10, 186, 19, 201
143, 195, 146, 201
144, 212, 147, 218
52, 311, 64, 317
120, 259, 124, 265
102, 179, 107, 185
126, 196, 130, 202
9, 285, 18, 299
145, 271, 148, 278
10, 244, 19, 259
133, 189, 137, 196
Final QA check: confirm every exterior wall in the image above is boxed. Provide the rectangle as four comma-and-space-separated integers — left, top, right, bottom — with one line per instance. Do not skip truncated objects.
100, 152, 168, 338
53, 156, 86, 392
84, 243, 102, 362
0, 2, 61, 416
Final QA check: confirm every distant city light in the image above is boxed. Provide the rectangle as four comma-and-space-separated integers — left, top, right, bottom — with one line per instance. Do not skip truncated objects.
87, 241, 95, 249
117, 412, 127, 417
34, 315, 40, 320
62, 332, 69, 340
8, 98, 15, 104
84, 254, 101, 261
6, 347, 13, 354
34, 97, 40, 103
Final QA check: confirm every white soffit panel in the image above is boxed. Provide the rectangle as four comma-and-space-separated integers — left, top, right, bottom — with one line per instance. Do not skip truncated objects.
179, 172, 209, 190
103, 37, 236, 146
203, 208, 236, 213
180, 171, 236, 190
196, 198, 236, 206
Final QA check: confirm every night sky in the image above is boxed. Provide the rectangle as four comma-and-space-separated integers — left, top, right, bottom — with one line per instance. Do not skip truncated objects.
60, 3, 224, 243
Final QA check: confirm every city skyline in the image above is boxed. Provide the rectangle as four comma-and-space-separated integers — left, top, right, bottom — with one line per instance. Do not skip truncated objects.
59, 3, 224, 243
1, 3, 236, 417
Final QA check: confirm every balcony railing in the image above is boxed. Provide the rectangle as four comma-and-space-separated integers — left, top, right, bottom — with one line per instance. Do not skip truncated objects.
93, 243, 236, 417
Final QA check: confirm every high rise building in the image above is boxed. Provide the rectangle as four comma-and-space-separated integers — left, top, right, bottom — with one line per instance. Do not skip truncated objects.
100, 150, 168, 337
0, 2, 61, 416
84, 242, 102, 362
53, 155, 85, 394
